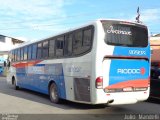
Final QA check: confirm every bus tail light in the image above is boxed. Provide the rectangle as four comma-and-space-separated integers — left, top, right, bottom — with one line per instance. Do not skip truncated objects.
96, 76, 103, 89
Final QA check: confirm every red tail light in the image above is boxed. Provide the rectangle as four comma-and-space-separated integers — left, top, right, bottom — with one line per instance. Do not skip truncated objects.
96, 76, 103, 89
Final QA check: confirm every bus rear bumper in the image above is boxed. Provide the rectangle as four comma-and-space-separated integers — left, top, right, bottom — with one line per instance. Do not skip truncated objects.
106, 91, 149, 105
94, 89, 150, 105
107, 98, 138, 105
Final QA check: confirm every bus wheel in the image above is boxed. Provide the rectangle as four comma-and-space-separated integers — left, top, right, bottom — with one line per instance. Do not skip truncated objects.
49, 83, 60, 104
13, 78, 19, 90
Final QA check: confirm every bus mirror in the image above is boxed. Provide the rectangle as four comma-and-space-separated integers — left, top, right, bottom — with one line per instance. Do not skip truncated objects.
8, 61, 11, 67
4, 61, 6, 67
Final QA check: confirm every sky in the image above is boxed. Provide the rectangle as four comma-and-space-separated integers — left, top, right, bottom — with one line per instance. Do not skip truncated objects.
0, 0, 159, 41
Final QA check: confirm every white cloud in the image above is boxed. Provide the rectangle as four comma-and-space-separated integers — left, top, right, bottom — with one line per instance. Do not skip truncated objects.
0, 0, 86, 41
140, 8, 160, 23
0, 0, 75, 40
0, 0, 68, 21
0, 0, 75, 28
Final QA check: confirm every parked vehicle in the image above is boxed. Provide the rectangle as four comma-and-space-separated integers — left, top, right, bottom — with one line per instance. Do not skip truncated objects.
7, 19, 150, 105
150, 39, 160, 99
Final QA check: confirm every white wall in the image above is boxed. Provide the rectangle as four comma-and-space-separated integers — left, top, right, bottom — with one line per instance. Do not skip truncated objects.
0, 37, 23, 51
0, 37, 24, 63
150, 37, 160, 41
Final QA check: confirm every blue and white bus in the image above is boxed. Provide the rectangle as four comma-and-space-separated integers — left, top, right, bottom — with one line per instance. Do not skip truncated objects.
7, 19, 150, 105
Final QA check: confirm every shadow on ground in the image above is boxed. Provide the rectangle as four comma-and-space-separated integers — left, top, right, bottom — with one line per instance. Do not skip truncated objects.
0, 77, 108, 110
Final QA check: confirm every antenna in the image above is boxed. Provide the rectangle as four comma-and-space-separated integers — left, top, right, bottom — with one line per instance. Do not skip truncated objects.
136, 7, 140, 23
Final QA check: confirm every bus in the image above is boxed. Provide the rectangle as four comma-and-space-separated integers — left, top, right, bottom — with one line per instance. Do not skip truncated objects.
7, 19, 150, 105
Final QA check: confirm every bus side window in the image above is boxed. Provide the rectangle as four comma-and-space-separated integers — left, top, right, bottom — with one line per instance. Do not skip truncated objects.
43, 41, 49, 59
20, 48, 24, 61
83, 28, 92, 51
12, 50, 15, 62
32, 44, 37, 59
73, 30, 83, 55
37, 43, 43, 59
28, 45, 32, 60
14, 49, 18, 61
64, 33, 73, 56
17, 49, 21, 61
55, 36, 64, 57
73, 27, 93, 56
24, 46, 28, 60
49, 39, 55, 58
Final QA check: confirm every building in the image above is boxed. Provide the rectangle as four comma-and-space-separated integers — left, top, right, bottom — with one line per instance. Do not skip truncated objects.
0, 35, 24, 74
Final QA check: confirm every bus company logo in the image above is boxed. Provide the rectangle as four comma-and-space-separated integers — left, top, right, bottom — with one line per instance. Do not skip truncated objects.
106, 26, 132, 36
117, 67, 145, 75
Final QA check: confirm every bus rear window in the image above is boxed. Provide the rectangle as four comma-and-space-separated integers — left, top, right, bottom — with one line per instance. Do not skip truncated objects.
102, 21, 148, 47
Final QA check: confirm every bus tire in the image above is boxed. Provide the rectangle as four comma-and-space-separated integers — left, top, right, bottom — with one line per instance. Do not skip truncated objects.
49, 83, 60, 104
12, 77, 19, 90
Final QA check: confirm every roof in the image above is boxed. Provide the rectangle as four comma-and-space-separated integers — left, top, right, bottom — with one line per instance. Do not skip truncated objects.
154, 34, 160, 37
150, 37, 160, 46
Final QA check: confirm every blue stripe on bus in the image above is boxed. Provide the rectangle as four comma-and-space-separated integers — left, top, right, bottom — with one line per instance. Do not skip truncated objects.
16, 63, 66, 99
112, 45, 150, 57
